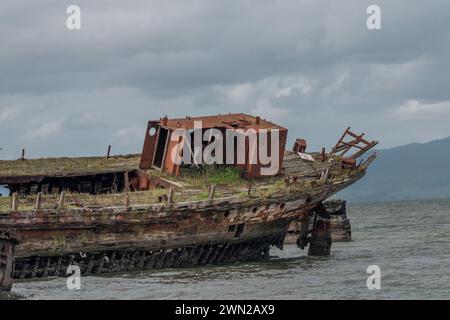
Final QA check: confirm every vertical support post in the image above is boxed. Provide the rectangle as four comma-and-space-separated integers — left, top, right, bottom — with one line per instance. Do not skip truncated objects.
296, 211, 311, 250
124, 171, 130, 192
112, 173, 118, 193
284, 176, 291, 186
124, 193, 130, 207
107, 145, 111, 158
321, 159, 334, 183
21, 149, 25, 160
35, 192, 42, 210
11, 193, 18, 211
0, 230, 17, 292
167, 187, 174, 204
208, 184, 216, 200
247, 182, 252, 197
57, 191, 66, 209
308, 202, 332, 256
321, 167, 330, 183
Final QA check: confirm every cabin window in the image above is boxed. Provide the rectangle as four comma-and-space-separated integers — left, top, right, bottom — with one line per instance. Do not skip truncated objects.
153, 127, 169, 169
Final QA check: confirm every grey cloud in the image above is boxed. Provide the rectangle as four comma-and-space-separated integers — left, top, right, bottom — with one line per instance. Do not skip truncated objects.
1, 0, 450, 159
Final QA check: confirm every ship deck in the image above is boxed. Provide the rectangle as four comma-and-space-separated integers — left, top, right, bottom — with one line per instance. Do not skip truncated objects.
0, 154, 141, 182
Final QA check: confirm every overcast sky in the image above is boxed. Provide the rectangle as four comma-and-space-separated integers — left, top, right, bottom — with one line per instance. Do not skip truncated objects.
0, 0, 449, 159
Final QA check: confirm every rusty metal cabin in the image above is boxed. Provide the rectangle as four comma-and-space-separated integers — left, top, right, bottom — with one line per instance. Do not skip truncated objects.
139, 113, 288, 178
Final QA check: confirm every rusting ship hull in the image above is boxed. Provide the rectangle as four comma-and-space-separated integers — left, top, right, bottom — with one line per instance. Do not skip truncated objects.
2, 173, 361, 279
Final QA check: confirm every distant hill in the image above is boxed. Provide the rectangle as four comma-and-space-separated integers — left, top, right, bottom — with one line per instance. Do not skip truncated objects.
338, 136, 450, 202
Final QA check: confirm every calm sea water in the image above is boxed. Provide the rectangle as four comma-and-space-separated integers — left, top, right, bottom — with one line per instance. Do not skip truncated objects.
4, 199, 450, 300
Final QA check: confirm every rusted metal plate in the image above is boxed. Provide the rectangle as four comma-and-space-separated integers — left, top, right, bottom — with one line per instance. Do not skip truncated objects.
155, 113, 286, 131
292, 138, 307, 153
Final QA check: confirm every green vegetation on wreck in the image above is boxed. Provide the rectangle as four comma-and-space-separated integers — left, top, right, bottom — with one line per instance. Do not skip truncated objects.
0, 154, 141, 177
180, 166, 244, 188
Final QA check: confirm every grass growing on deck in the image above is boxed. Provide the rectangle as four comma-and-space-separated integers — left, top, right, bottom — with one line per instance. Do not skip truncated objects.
0, 154, 141, 177
180, 166, 245, 188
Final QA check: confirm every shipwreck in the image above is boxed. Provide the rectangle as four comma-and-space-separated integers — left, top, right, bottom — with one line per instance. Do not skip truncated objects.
0, 113, 377, 290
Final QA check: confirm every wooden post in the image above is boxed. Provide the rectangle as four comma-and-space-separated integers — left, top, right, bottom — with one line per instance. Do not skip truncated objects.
247, 182, 252, 196
57, 191, 66, 209
297, 212, 312, 250
124, 193, 130, 207
21, 149, 25, 160
124, 171, 130, 192
112, 173, 118, 193
321, 159, 334, 183
167, 187, 174, 204
208, 184, 216, 200
11, 193, 18, 211
35, 192, 42, 210
107, 145, 111, 158
321, 166, 330, 183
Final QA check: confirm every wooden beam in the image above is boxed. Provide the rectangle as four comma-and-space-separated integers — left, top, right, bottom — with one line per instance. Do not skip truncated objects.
35, 192, 42, 210
167, 187, 174, 204
11, 192, 18, 211
208, 184, 216, 200
57, 191, 65, 209
332, 127, 350, 153
350, 141, 379, 159
124, 193, 130, 207
124, 171, 130, 192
